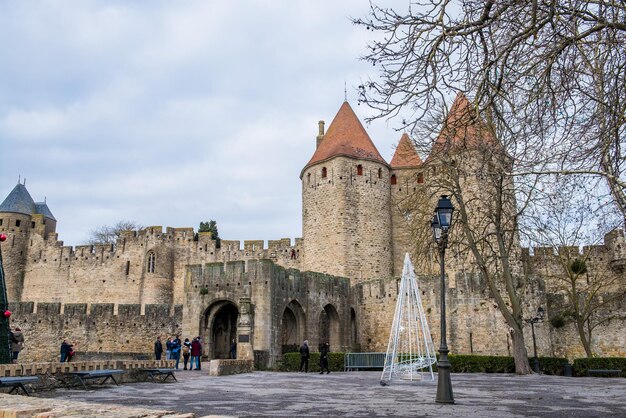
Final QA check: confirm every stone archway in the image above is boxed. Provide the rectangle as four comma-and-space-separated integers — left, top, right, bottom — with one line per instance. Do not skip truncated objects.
281, 300, 306, 354
319, 304, 340, 351
202, 301, 239, 359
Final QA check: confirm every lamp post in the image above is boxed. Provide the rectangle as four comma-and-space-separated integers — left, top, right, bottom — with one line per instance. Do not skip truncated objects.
526, 306, 545, 373
431, 195, 454, 404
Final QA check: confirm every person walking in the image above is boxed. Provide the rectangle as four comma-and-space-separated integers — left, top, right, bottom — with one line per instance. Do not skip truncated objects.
319, 342, 330, 374
11, 327, 25, 363
171, 336, 182, 369
299, 340, 310, 373
182, 338, 192, 370
190, 337, 202, 370
154, 336, 163, 360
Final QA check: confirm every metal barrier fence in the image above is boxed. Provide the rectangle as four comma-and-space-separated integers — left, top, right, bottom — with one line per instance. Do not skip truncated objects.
344, 352, 386, 371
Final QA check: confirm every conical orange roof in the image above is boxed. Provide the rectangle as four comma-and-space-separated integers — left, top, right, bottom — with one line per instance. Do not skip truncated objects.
390, 133, 423, 168
432, 93, 497, 154
302, 102, 387, 176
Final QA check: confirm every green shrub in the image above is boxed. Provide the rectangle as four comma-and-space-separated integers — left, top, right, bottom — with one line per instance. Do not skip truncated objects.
536, 357, 569, 375
282, 344, 299, 354
573, 357, 626, 377
199, 287, 209, 295
448, 355, 515, 373
550, 315, 566, 328
281, 352, 572, 375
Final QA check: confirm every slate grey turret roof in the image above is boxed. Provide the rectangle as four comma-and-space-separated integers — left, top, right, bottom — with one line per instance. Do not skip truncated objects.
0, 183, 56, 221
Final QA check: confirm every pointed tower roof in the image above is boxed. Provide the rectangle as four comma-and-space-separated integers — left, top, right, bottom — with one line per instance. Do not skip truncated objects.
0, 183, 56, 220
431, 93, 497, 154
0, 183, 36, 216
34, 202, 56, 221
301, 102, 387, 176
390, 133, 423, 169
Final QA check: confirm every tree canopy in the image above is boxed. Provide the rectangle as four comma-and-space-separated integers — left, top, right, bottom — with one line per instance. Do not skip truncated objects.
354, 0, 626, 225
88, 220, 142, 245
199, 220, 221, 247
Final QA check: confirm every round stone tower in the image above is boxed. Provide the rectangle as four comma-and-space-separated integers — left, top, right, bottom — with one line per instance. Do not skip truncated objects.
0, 182, 57, 301
300, 102, 392, 282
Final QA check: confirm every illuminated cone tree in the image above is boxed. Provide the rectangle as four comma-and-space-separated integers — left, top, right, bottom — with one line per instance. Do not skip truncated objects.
381, 253, 436, 384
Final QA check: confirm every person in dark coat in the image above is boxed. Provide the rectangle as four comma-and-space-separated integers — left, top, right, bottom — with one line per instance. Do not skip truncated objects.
171, 336, 182, 369
319, 342, 330, 374
154, 336, 163, 360
60, 339, 73, 362
299, 340, 310, 373
230, 339, 237, 359
190, 337, 202, 370
182, 338, 192, 369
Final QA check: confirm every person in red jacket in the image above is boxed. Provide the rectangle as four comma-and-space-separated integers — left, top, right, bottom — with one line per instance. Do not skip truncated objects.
190, 337, 202, 370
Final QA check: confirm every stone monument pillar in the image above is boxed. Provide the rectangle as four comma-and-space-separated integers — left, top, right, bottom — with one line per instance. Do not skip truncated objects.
237, 296, 254, 361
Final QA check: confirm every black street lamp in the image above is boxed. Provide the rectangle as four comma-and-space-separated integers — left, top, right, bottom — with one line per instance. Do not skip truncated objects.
431, 195, 454, 404
526, 306, 545, 373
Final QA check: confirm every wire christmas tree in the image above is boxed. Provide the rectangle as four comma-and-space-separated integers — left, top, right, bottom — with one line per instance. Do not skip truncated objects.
381, 253, 436, 384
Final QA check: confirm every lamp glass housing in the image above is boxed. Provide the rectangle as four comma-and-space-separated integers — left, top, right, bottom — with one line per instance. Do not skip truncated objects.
431, 214, 442, 242
435, 195, 454, 230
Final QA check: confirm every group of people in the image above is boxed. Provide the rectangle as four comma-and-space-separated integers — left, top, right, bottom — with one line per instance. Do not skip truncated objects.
298, 340, 331, 374
154, 335, 203, 370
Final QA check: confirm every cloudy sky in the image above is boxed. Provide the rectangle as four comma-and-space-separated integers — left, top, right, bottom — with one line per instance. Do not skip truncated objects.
0, 0, 408, 246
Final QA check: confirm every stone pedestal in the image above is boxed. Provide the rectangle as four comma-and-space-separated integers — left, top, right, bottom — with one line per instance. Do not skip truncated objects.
237, 296, 254, 361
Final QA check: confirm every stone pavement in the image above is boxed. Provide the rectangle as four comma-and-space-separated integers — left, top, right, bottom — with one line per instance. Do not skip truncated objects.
30, 370, 626, 417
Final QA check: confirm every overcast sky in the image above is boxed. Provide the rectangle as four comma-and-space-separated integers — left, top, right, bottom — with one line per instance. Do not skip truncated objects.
0, 1, 408, 246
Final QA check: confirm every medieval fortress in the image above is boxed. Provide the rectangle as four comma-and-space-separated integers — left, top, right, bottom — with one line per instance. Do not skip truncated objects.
1, 97, 625, 366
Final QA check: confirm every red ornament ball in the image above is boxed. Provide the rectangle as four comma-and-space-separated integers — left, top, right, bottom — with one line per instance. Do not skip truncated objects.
3, 310, 11, 318
0, 234, 6, 242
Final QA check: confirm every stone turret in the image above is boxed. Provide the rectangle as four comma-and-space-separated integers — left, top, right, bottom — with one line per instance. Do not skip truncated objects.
0, 182, 57, 301
389, 133, 424, 276
301, 102, 392, 281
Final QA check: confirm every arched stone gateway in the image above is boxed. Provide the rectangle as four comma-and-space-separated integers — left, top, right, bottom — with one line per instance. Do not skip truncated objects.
202, 300, 239, 359
319, 304, 340, 351
281, 300, 306, 354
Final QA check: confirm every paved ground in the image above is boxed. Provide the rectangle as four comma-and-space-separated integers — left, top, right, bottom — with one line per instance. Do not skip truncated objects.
38, 370, 626, 417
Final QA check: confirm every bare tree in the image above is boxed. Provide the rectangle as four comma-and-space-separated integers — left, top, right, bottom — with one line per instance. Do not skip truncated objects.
354, 1, 626, 224
525, 177, 625, 357
88, 220, 142, 245
426, 97, 537, 374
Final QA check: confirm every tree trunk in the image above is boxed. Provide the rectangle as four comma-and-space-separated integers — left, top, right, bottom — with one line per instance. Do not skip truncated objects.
577, 319, 593, 358
509, 325, 533, 374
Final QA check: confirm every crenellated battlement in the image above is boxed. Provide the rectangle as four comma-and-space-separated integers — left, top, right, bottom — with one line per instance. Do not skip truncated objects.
523, 229, 625, 276
8, 301, 182, 363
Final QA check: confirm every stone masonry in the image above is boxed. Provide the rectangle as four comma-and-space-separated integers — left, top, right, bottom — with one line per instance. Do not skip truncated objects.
1, 99, 625, 368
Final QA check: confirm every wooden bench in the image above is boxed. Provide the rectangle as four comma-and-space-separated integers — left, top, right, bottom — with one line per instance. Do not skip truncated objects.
588, 369, 622, 377
140, 368, 178, 383
0, 376, 40, 396
63, 369, 126, 390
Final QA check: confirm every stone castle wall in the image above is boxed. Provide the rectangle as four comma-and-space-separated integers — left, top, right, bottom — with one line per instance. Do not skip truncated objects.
7, 301, 182, 363
302, 156, 392, 281
0, 215, 304, 306
183, 259, 353, 367
355, 271, 554, 359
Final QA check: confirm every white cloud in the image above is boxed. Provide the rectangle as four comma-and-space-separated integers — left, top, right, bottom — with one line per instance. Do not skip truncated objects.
0, 0, 408, 246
